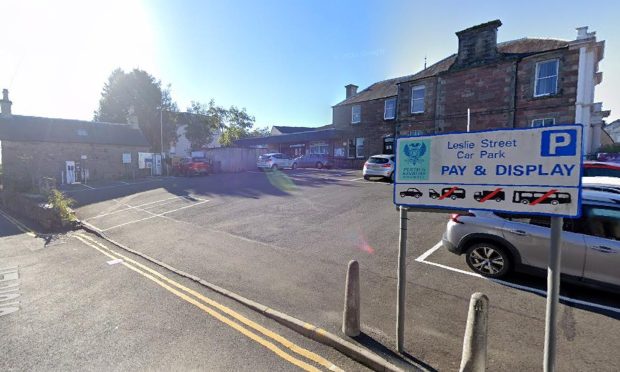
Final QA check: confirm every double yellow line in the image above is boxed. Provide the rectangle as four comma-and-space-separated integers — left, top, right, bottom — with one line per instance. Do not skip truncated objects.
0, 209, 36, 237
73, 232, 343, 372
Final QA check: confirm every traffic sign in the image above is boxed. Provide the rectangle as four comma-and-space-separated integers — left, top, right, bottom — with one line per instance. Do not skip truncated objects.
394, 125, 583, 217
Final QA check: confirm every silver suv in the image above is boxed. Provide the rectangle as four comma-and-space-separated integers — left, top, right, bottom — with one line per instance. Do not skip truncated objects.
443, 189, 620, 290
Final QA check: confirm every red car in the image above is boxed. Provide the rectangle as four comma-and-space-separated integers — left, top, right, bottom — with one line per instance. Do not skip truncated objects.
174, 157, 210, 176
583, 161, 620, 178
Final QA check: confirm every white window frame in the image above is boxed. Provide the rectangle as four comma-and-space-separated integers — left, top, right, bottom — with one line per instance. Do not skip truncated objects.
534, 59, 559, 98
384, 97, 396, 120
355, 137, 365, 158
531, 118, 556, 127
351, 105, 361, 124
411, 85, 425, 114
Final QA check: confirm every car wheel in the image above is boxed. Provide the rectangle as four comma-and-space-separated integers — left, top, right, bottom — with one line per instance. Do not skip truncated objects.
451, 195, 457, 200
495, 197, 502, 202
390, 172, 394, 183
551, 200, 558, 205
521, 199, 529, 205
465, 242, 511, 278
415, 194, 421, 198
316, 162, 323, 169
363, 175, 370, 181
272, 164, 278, 170
291, 163, 297, 170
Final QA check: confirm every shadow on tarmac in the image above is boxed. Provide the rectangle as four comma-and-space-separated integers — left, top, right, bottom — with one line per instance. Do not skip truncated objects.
353, 332, 438, 372
64, 169, 359, 208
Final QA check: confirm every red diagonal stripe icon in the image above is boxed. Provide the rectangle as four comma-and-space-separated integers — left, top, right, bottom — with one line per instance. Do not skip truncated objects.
530, 189, 558, 205
479, 188, 503, 203
439, 187, 458, 200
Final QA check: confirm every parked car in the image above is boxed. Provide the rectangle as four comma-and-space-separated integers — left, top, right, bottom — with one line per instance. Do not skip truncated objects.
583, 161, 620, 178
294, 153, 333, 169
582, 176, 620, 194
400, 187, 423, 198
363, 154, 395, 182
442, 189, 620, 291
174, 157, 209, 176
257, 153, 297, 170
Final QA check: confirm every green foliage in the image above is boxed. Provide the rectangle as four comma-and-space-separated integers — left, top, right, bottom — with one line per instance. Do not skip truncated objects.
93, 68, 179, 151
218, 106, 258, 146
47, 189, 76, 224
185, 100, 225, 151
598, 143, 620, 154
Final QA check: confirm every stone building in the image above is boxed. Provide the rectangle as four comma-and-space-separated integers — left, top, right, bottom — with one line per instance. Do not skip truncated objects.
0, 89, 150, 190
333, 20, 608, 168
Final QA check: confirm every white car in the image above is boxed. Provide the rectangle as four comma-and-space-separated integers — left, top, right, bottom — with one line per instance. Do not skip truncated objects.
257, 153, 297, 170
363, 154, 395, 182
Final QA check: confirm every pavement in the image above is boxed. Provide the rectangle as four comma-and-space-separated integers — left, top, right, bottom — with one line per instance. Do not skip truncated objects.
18, 169, 620, 371
0, 207, 367, 371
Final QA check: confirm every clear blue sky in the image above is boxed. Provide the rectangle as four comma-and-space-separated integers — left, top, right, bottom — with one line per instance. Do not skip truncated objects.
2, 0, 618, 128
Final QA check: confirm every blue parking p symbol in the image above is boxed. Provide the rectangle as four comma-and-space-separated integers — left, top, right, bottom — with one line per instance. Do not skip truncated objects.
541, 129, 577, 157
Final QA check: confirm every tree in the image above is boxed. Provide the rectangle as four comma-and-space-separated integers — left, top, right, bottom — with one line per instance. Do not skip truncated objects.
94, 68, 178, 151
219, 106, 259, 146
184, 100, 225, 151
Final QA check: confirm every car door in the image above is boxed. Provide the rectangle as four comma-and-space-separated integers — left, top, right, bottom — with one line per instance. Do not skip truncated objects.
499, 214, 586, 278
575, 206, 620, 286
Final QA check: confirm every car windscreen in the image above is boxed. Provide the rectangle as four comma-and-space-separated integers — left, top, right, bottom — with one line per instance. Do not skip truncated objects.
368, 157, 389, 164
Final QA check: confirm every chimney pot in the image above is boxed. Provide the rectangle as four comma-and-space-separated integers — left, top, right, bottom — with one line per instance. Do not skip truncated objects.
0, 88, 12, 116
345, 84, 358, 99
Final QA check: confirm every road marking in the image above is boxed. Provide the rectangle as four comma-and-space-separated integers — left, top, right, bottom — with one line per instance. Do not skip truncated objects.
416, 241, 620, 315
348, 177, 364, 182
87, 196, 182, 220
74, 233, 342, 372
80, 183, 96, 190
0, 209, 36, 237
415, 242, 443, 262
98, 200, 210, 231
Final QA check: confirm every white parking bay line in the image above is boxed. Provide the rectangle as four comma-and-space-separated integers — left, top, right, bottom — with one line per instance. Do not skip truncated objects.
415, 242, 443, 262
416, 241, 620, 315
87, 196, 182, 220
100, 199, 210, 231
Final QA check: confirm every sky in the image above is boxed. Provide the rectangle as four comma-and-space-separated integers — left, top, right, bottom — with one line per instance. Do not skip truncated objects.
1, 0, 619, 129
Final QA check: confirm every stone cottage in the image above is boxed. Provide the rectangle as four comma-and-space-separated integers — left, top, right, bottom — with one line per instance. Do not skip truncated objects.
0, 89, 151, 190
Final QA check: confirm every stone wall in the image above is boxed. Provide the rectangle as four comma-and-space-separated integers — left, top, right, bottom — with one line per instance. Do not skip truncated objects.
329, 47, 580, 168
1, 140, 150, 190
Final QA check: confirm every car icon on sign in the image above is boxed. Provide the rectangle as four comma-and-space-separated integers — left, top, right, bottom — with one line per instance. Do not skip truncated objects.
400, 187, 423, 198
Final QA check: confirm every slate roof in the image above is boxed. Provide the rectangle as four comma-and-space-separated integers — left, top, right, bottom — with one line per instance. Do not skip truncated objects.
0, 115, 150, 147
334, 38, 570, 107
272, 126, 317, 134
235, 128, 343, 146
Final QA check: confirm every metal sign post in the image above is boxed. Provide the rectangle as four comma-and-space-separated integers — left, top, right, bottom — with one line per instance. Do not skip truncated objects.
393, 125, 583, 362
396, 206, 408, 352
544, 216, 563, 372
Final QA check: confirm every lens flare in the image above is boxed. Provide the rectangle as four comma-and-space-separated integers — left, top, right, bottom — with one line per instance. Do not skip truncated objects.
265, 169, 298, 192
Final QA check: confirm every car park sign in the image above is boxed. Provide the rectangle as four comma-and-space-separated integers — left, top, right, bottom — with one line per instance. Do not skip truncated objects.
394, 125, 583, 217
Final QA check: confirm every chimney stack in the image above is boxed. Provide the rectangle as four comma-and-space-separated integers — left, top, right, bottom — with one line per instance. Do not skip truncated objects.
1, 89, 12, 116
453, 20, 502, 69
345, 84, 358, 99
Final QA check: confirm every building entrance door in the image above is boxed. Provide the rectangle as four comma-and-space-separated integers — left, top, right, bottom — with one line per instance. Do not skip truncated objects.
383, 137, 394, 154
65, 161, 76, 184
